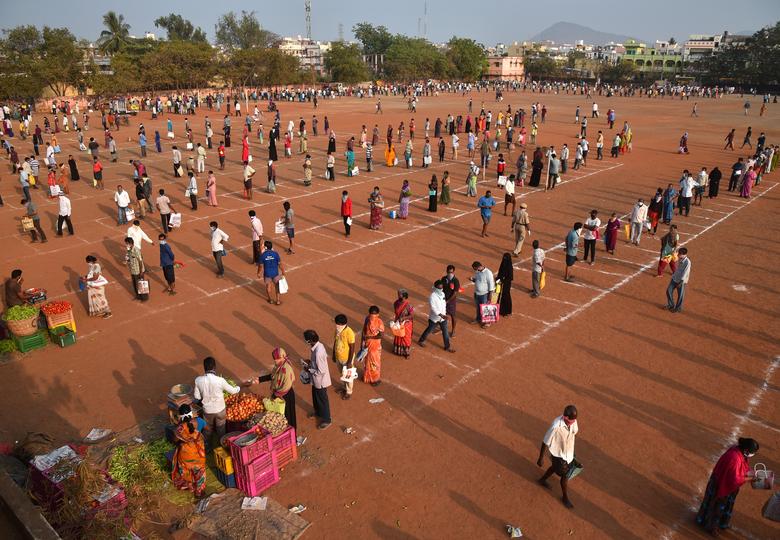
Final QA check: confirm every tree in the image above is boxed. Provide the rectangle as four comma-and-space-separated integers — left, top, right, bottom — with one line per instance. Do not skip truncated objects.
97, 11, 131, 54
524, 56, 560, 79
697, 22, 780, 86
384, 36, 449, 81
38, 27, 84, 96
601, 60, 637, 82
446, 37, 487, 81
352, 22, 394, 56
220, 48, 300, 88
88, 52, 141, 98
154, 14, 207, 42
324, 41, 368, 83
140, 41, 216, 90
0, 26, 46, 100
668, 37, 677, 45
214, 11, 277, 49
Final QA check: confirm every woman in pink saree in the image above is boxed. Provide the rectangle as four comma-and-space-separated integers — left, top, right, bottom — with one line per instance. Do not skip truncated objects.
740, 166, 756, 198
206, 172, 218, 206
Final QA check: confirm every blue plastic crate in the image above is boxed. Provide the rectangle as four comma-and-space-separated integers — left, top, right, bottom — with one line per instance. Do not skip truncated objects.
214, 467, 236, 488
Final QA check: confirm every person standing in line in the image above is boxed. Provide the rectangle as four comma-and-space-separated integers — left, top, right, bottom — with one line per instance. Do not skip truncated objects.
242, 160, 255, 200
603, 212, 621, 255
478, 190, 496, 238
22, 198, 47, 242
365, 142, 373, 172
573, 143, 583, 170
530, 240, 545, 298
728, 158, 745, 192
582, 210, 600, 265
564, 222, 582, 282
56, 192, 74, 236
629, 199, 648, 246
92, 156, 104, 189
361, 305, 385, 386
708, 166, 722, 198
108, 135, 118, 162
657, 225, 679, 277
210, 221, 229, 278
417, 280, 456, 352
193, 356, 241, 449
126, 220, 153, 252
537, 405, 580, 509
596, 130, 604, 160
511, 202, 530, 257
503, 174, 516, 216
333, 314, 356, 400
470, 261, 496, 328
158, 233, 176, 295
302, 330, 332, 430
694, 167, 709, 206
678, 170, 699, 217
281, 201, 295, 254
155, 130, 162, 153
666, 247, 691, 313
248, 210, 264, 264
156, 189, 175, 234
196, 143, 206, 174
114, 185, 131, 225
172, 145, 182, 177
560, 144, 569, 174
217, 141, 225, 170
392, 289, 414, 358
580, 116, 587, 139
340, 190, 352, 237
124, 237, 147, 301
496, 252, 514, 316
186, 172, 198, 210
139, 131, 147, 157
258, 241, 285, 305
441, 264, 460, 337
647, 188, 663, 235
662, 183, 677, 225
546, 152, 560, 191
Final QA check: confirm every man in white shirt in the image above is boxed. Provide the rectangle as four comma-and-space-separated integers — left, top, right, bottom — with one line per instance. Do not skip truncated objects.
46, 143, 56, 167
560, 144, 569, 173
127, 220, 153, 251
186, 172, 198, 210
678, 170, 699, 217
537, 404, 580, 508
582, 210, 601, 264
592, 102, 599, 118
210, 220, 229, 277
172, 146, 182, 177
417, 280, 456, 352
248, 210, 264, 264
694, 167, 709, 206
193, 356, 241, 447
666, 247, 691, 313
196, 143, 207, 173
531, 240, 545, 298
114, 185, 131, 225
629, 199, 648, 245
470, 261, 496, 328
56, 193, 74, 236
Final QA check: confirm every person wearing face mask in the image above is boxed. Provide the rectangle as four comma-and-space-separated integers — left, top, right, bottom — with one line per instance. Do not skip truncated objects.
368, 186, 384, 230
629, 198, 648, 246
302, 330, 332, 430
159, 233, 176, 295
666, 247, 691, 313
332, 314, 356, 400
247, 347, 297, 429
209, 221, 229, 278
537, 405, 580, 509
696, 437, 760, 534
417, 280, 456, 353
340, 191, 352, 237
124, 237, 148, 301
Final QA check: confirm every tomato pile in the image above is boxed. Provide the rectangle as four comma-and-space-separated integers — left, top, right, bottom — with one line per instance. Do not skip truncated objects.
42, 301, 73, 316
225, 393, 263, 422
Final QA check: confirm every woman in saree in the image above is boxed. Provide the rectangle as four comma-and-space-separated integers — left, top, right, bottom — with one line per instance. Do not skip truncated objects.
496, 253, 513, 316
385, 143, 396, 167
345, 148, 356, 176
47, 166, 57, 198
404, 139, 413, 168
647, 188, 663, 235
171, 404, 207, 498
604, 213, 621, 255
362, 305, 384, 386
657, 225, 679, 276
398, 180, 412, 219
368, 186, 384, 230
57, 163, 69, 195
696, 438, 759, 535
241, 135, 250, 163
740, 166, 756, 198
83, 255, 112, 318
392, 290, 414, 358
466, 164, 478, 197
662, 183, 677, 225
252, 347, 297, 430
428, 175, 439, 212
206, 172, 218, 207
439, 171, 451, 205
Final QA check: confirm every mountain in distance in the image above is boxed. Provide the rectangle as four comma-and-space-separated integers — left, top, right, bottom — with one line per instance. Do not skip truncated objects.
530, 21, 641, 45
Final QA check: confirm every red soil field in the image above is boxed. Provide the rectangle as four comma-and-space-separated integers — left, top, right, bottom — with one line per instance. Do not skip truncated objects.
0, 89, 778, 539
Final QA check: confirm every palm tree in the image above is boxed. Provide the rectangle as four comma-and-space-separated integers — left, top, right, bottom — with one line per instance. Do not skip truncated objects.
97, 11, 131, 55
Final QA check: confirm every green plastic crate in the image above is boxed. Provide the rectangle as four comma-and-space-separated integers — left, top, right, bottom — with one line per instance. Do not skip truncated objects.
49, 326, 77, 348
14, 331, 47, 353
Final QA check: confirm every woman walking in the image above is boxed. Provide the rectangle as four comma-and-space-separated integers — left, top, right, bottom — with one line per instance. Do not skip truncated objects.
171, 404, 207, 499
428, 175, 439, 212
604, 213, 621, 255
647, 188, 663, 235
696, 438, 759, 535
392, 290, 414, 358
362, 305, 384, 386
67, 155, 80, 181
529, 147, 543, 187
439, 171, 451, 205
368, 186, 384, 230
657, 225, 679, 276
496, 253, 513, 316
82, 255, 112, 318
398, 180, 412, 219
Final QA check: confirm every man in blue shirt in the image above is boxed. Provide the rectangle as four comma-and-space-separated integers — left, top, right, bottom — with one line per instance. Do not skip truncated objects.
478, 190, 496, 238
257, 240, 285, 305
565, 222, 582, 283
139, 132, 147, 157
158, 233, 176, 295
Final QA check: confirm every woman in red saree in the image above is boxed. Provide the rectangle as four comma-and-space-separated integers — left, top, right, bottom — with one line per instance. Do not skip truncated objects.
696, 437, 758, 535
604, 213, 620, 254
362, 305, 384, 386
47, 167, 57, 198
241, 135, 250, 163
392, 289, 414, 358
171, 404, 207, 498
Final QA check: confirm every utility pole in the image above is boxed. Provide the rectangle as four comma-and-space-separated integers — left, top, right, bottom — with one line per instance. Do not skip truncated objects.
338, 22, 344, 42
305, 0, 312, 40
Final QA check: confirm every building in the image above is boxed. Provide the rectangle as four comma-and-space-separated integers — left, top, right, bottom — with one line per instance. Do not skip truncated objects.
620, 39, 684, 76
278, 36, 330, 75
683, 34, 724, 61
485, 55, 524, 80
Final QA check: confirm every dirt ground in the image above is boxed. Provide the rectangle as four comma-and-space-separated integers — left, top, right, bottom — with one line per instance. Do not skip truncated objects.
0, 89, 778, 539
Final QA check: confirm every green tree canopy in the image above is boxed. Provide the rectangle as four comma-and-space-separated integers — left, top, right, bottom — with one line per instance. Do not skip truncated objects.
324, 41, 369, 83
140, 41, 216, 90
446, 37, 486, 81
38, 27, 85, 96
215, 11, 277, 49
601, 60, 637, 82
523, 56, 560, 79
154, 14, 208, 42
698, 22, 780, 86
384, 36, 449, 80
352, 22, 394, 56
97, 11, 131, 54
221, 47, 300, 87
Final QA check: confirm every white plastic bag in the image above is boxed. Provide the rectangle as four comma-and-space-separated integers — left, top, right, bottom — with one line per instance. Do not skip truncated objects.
497, 175, 507, 187
169, 213, 182, 228
167, 131, 174, 139
278, 276, 289, 294
274, 220, 285, 234
351, 166, 359, 176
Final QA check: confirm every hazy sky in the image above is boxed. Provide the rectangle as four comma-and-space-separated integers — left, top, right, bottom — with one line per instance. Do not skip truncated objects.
2, 0, 777, 45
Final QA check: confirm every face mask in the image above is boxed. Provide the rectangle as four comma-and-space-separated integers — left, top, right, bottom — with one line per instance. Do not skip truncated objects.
159, 240, 166, 245
210, 226, 216, 231
342, 195, 348, 202
447, 272, 454, 279
336, 324, 346, 332
563, 416, 576, 426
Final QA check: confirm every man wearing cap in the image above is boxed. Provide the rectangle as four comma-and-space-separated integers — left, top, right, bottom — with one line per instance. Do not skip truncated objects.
511, 202, 530, 257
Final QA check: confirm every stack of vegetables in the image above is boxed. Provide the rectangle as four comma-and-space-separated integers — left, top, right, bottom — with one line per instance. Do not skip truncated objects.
42, 301, 77, 347
225, 393, 263, 423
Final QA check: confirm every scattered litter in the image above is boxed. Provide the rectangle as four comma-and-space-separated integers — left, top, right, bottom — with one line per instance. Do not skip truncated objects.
241, 496, 268, 511
132, 437, 144, 444
196, 493, 220, 514
296, 436, 307, 447
369, 398, 385, 404
506, 524, 523, 537
83, 428, 112, 442
732, 284, 748, 292
568, 530, 574, 535
289, 504, 307, 514
374, 468, 385, 474
343, 427, 355, 435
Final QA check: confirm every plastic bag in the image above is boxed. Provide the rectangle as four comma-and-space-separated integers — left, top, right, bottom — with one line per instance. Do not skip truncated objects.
278, 277, 289, 294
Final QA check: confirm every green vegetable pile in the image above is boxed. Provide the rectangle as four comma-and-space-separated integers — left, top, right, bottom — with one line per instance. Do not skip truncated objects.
0, 339, 17, 355
3, 305, 39, 321
108, 438, 174, 488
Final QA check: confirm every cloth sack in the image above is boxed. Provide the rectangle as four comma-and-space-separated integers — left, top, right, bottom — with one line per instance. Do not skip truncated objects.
125, 208, 135, 221
88, 276, 109, 288
185, 142, 193, 150
49, 185, 61, 197
352, 166, 359, 176
763, 491, 780, 521
21, 217, 35, 231
540, 271, 547, 290
424, 155, 432, 165
167, 131, 174, 139
497, 175, 507, 187
389, 320, 405, 338
274, 220, 285, 234
340, 366, 358, 383
176, 165, 184, 176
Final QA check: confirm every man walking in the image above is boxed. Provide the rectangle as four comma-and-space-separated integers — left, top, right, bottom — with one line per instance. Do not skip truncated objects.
564, 222, 582, 282
537, 405, 580, 509
333, 314, 356, 400
511, 202, 530, 257
209, 221, 229, 278
441, 264, 460, 337
547, 152, 560, 190
258, 241, 285, 305
666, 247, 691, 313
303, 330, 332, 430
417, 280, 456, 352
531, 240, 545, 298
22, 198, 47, 242
249, 210, 264, 264
156, 189, 175, 233
56, 192, 74, 236
159, 233, 176, 295
629, 199, 648, 245
470, 261, 496, 328
193, 356, 241, 449
478, 190, 496, 238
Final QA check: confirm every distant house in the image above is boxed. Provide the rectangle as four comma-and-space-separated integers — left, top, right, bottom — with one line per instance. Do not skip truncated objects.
620, 39, 684, 76
485, 55, 525, 81
278, 36, 330, 75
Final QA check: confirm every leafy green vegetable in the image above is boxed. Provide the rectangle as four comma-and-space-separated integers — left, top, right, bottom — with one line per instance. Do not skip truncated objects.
0, 339, 17, 354
3, 305, 39, 321
108, 438, 174, 488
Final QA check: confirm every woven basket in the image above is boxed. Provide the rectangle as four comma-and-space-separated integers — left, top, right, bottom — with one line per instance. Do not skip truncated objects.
6, 315, 39, 337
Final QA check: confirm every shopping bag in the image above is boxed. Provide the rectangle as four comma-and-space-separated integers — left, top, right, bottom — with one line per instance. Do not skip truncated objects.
763, 491, 780, 521
167, 131, 174, 139
644, 220, 652, 231
340, 366, 358, 382
21, 217, 35, 231
186, 142, 193, 151
389, 320, 405, 338
137, 279, 150, 294
479, 303, 499, 324
424, 155, 432, 165
299, 370, 312, 385
278, 276, 289, 294
752, 463, 775, 490
274, 220, 285, 234
352, 166, 359, 176
176, 165, 184, 176
125, 208, 135, 221
497, 175, 507, 187
355, 347, 368, 363
623, 223, 630, 239
408, 158, 413, 167
566, 458, 584, 481
393, 157, 398, 166
346, 217, 353, 226
49, 185, 61, 197
29, 175, 36, 186
262, 397, 286, 415
248, 154, 253, 163
169, 213, 182, 228
79, 143, 87, 151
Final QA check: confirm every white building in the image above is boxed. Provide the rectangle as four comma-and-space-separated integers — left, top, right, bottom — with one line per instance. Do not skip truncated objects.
278, 36, 330, 75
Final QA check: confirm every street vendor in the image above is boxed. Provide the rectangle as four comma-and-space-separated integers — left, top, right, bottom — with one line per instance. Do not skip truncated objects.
193, 356, 242, 449
246, 347, 297, 430
3, 269, 26, 309
171, 403, 207, 499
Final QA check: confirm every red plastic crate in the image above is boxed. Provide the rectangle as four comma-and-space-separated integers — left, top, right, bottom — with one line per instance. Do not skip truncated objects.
235, 451, 279, 496
227, 426, 272, 469
271, 427, 298, 469
84, 484, 128, 520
